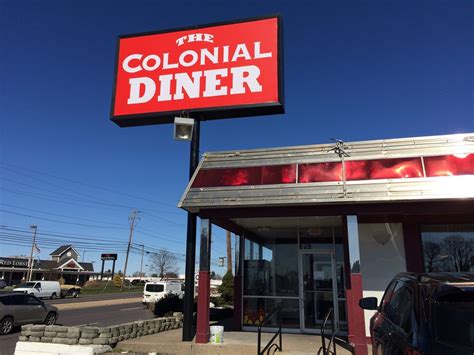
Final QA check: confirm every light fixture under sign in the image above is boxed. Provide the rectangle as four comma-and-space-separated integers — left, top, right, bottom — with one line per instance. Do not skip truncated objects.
174, 117, 195, 141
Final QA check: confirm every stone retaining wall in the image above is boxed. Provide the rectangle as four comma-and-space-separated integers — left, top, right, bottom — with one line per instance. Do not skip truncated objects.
18, 312, 183, 348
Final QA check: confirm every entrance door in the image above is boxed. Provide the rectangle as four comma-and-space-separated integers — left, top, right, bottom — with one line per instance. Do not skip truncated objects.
300, 252, 340, 333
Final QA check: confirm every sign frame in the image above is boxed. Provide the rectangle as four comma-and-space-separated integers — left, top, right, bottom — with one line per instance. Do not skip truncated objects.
101, 253, 118, 261
110, 14, 284, 127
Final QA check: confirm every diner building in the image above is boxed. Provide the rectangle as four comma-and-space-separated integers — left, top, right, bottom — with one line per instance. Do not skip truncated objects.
0, 245, 96, 286
178, 132, 474, 353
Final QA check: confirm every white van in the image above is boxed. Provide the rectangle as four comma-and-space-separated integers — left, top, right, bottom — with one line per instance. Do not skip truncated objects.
14, 281, 61, 299
143, 281, 184, 304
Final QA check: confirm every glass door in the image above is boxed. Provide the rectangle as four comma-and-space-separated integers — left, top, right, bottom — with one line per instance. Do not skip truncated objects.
299, 251, 339, 333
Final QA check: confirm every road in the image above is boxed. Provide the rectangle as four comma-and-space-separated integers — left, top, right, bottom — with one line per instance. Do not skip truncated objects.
43, 292, 141, 304
1, 294, 153, 355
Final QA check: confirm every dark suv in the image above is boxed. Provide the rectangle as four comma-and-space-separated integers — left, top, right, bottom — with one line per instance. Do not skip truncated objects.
359, 272, 474, 355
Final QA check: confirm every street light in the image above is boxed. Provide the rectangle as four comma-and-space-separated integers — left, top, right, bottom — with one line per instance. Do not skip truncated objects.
174, 115, 201, 341
174, 117, 195, 141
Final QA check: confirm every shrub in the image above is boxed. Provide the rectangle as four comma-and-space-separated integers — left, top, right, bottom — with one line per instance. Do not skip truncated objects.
153, 293, 183, 317
219, 271, 234, 304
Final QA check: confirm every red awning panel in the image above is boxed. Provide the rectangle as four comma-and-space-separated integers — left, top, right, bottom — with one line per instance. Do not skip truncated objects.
192, 164, 296, 188
191, 155, 473, 188
425, 154, 474, 177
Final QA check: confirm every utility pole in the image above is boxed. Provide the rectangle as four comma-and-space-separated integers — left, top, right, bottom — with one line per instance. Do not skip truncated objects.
27, 225, 38, 281
121, 210, 138, 290
226, 230, 232, 274
139, 244, 144, 280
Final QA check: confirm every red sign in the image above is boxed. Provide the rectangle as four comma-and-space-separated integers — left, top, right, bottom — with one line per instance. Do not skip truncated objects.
111, 16, 283, 127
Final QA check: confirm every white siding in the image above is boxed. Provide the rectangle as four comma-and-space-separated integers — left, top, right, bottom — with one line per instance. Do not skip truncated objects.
359, 223, 407, 336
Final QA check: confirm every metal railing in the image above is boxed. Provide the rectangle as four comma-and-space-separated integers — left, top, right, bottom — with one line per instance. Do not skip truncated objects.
257, 306, 282, 355
318, 308, 355, 355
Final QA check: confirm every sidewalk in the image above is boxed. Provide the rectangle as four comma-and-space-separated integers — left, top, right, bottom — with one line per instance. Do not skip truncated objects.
115, 327, 354, 354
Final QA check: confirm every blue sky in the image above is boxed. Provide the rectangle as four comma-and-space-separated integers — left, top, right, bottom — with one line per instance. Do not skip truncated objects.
1, 0, 473, 276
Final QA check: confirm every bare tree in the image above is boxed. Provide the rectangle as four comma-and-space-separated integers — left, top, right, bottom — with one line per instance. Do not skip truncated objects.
149, 249, 179, 280
442, 235, 474, 272
423, 241, 441, 272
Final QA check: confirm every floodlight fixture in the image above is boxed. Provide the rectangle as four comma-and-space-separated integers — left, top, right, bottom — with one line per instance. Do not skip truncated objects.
174, 117, 195, 141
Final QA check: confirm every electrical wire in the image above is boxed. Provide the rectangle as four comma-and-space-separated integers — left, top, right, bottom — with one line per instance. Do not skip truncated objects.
0, 203, 128, 227
0, 209, 128, 229
0, 162, 178, 209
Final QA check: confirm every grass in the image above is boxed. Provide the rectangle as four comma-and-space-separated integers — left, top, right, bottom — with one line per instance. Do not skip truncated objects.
81, 280, 144, 295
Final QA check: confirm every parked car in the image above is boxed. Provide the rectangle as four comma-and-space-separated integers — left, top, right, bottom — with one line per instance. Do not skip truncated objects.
0, 280, 7, 289
60, 284, 81, 298
359, 272, 474, 355
13, 281, 61, 299
131, 279, 146, 286
143, 281, 184, 304
0, 293, 58, 335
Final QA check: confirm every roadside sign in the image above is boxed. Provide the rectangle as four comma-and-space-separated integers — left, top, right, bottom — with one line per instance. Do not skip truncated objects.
101, 253, 118, 261
111, 15, 284, 127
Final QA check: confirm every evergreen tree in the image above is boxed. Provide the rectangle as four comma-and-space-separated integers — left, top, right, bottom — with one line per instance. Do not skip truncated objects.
219, 271, 234, 304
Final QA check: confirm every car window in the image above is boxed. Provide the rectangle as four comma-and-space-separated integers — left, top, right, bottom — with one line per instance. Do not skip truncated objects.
146, 284, 164, 292
35, 282, 41, 288
435, 291, 474, 349
380, 281, 397, 313
0, 296, 13, 305
16, 282, 36, 288
26, 295, 42, 305
11, 294, 27, 305
384, 282, 413, 334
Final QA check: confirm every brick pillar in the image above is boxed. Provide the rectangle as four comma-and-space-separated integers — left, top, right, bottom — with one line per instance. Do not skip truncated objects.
345, 216, 368, 355
196, 219, 211, 344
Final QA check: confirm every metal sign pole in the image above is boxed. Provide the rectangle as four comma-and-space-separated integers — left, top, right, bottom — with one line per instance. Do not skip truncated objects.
182, 118, 200, 341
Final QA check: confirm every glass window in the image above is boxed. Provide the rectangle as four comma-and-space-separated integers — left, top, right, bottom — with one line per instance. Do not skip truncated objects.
12, 294, 27, 305
421, 224, 474, 272
26, 295, 41, 305
15, 282, 36, 288
0, 296, 13, 305
299, 227, 336, 250
384, 283, 413, 334
435, 292, 474, 348
243, 297, 300, 328
146, 284, 164, 292
244, 234, 299, 297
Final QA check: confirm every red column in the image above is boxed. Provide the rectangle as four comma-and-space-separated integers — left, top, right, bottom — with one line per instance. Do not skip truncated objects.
346, 273, 368, 355
196, 271, 211, 343
195, 219, 212, 344
344, 216, 368, 355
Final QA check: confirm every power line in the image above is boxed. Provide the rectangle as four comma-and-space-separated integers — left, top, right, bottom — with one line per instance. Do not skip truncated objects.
1, 187, 181, 216
141, 211, 185, 227
0, 162, 178, 209
0, 225, 128, 243
0, 203, 128, 227
0, 209, 128, 229
2, 166, 129, 205
0, 232, 129, 249
134, 227, 185, 244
